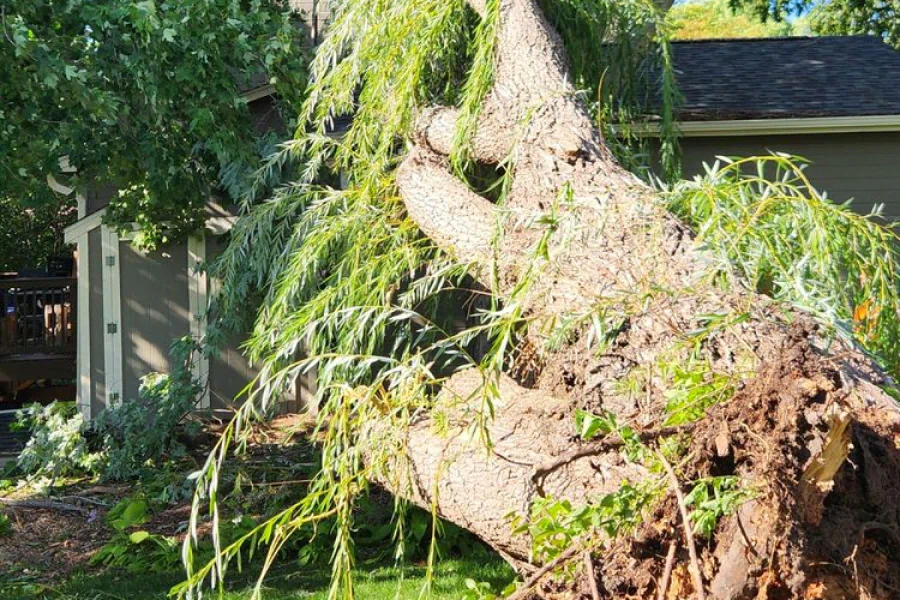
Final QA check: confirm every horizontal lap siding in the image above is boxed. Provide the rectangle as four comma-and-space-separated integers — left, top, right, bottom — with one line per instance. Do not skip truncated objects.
680, 132, 900, 219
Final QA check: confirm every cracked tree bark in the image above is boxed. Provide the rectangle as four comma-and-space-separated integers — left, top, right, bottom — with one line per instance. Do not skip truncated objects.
375, 1, 900, 598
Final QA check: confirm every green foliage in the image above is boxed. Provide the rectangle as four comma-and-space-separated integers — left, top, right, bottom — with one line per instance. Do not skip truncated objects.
684, 476, 756, 537
12, 340, 203, 486
0, 194, 75, 272
0, 0, 309, 247
661, 357, 740, 425
513, 482, 661, 565
666, 155, 900, 377
462, 577, 517, 600
732, 0, 900, 49
93, 338, 203, 480
14, 401, 102, 485
574, 408, 650, 462
106, 495, 152, 531
92, 496, 180, 573
668, 0, 797, 39
730, 0, 811, 21
808, 0, 900, 48
0, 512, 11, 537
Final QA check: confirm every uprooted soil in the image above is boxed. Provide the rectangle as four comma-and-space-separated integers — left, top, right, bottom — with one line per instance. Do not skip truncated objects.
583, 329, 900, 600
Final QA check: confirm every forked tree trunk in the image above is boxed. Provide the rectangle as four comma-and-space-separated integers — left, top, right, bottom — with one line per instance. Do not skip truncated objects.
374, 1, 900, 597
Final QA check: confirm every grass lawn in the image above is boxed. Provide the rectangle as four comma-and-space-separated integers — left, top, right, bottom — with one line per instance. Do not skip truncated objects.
3, 557, 514, 600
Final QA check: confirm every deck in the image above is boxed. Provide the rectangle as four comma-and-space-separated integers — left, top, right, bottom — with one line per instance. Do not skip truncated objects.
0, 277, 76, 385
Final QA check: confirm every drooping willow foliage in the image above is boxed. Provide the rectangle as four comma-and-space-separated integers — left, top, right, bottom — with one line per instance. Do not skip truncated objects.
181, 1, 679, 598
179, 1, 900, 599
666, 155, 900, 377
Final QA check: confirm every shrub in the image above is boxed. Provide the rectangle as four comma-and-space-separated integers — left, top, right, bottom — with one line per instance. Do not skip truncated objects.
13, 401, 102, 484
13, 338, 203, 485
93, 338, 203, 480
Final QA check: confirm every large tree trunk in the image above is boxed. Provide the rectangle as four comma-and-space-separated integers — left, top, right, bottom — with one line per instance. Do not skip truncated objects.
378, 1, 900, 597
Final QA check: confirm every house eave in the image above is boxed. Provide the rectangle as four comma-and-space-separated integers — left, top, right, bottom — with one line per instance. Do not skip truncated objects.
64, 208, 105, 244
63, 206, 237, 245
644, 114, 900, 138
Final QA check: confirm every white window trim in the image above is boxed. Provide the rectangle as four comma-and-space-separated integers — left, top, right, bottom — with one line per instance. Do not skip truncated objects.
188, 234, 211, 410
101, 225, 123, 405
64, 207, 236, 243
631, 114, 900, 138
64, 208, 106, 244
75, 193, 92, 420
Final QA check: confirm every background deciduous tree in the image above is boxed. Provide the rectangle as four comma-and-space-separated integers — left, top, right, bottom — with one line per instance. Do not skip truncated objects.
734, 0, 900, 47
668, 0, 797, 39
0, 0, 308, 248
0, 192, 75, 273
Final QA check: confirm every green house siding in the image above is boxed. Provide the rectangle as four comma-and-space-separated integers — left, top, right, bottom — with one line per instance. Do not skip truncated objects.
679, 132, 900, 220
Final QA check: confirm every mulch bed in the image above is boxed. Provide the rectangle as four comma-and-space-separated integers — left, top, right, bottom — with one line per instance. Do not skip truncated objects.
0, 488, 194, 583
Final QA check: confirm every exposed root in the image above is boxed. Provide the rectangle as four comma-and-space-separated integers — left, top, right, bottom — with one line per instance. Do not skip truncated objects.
584, 551, 602, 600
659, 450, 707, 600
531, 423, 696, 495
658, 541, 678, 600
578, 329, 900, 600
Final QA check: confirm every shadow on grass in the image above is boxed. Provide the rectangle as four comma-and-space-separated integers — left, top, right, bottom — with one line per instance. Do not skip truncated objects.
3, 555, 514, 600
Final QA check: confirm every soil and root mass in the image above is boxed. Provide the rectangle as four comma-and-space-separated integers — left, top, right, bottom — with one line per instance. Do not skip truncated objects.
373, 0, 900, 597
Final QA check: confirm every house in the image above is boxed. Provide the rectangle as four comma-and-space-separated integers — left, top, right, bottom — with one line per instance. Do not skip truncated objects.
60, 83, 316, 420
61, 34, 900, 421
55, 5, 331, 423
669, 36, 900, 215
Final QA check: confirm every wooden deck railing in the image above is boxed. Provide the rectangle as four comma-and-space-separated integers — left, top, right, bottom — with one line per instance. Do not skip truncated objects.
0, 278, 76, 357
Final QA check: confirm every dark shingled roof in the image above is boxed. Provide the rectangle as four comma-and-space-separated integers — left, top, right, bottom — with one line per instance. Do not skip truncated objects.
671, 36, 900, 121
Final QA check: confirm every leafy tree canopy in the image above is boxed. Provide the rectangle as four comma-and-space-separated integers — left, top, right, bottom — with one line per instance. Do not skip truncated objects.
733, 0, 900, 48
668, 0, 797, 39
0, 193, 75, 272
0, 0, 308, 247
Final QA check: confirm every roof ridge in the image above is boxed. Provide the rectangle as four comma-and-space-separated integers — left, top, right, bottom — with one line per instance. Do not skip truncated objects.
671, 35, 874, 45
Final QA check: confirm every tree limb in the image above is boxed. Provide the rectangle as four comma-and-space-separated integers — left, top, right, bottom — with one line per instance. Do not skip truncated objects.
0, 497, 91, 515
506, 544, 582, 600
395, 146, 498, 267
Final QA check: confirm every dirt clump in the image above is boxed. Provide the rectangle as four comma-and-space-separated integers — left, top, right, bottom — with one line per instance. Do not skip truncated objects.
575, 330, 900, 599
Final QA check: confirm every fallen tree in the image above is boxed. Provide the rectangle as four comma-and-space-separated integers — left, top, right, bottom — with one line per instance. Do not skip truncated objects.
381, 1, 900, 596
186, 1, 900, 598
